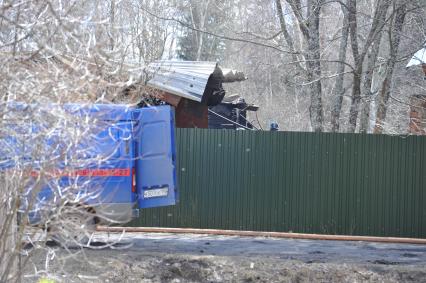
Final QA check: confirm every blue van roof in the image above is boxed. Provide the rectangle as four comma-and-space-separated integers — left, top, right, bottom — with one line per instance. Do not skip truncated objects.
3, 102, 139, 121
64, 103, 137, 120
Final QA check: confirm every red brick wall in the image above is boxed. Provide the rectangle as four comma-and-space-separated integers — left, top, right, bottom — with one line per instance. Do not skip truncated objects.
409, 95, 426, 135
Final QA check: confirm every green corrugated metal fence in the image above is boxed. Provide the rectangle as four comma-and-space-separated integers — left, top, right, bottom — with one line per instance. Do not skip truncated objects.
130, 129, 426, 238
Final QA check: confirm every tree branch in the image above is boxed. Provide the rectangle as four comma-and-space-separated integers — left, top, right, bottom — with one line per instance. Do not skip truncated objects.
139, 6, 300, 55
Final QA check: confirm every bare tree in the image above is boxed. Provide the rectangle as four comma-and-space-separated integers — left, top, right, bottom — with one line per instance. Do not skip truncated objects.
274, 0, 324, 131
0, 0, 165, 280
346, 0, 392, 133
331, 1, 350, 132
374, 1, 408, 133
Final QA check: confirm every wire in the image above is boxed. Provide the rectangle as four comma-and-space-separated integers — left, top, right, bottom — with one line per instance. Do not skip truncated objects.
237, 112, 259, 130
208, 109, 256, 131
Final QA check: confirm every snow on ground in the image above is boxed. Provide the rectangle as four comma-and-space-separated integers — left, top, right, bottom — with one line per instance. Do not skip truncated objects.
24, 232, 426, 282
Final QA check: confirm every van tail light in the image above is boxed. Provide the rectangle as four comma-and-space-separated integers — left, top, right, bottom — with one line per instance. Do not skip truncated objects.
132, 168, 136, 193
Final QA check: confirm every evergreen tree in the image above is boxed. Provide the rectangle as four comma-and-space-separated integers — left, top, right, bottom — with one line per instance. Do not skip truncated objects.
176, 0, 231, 61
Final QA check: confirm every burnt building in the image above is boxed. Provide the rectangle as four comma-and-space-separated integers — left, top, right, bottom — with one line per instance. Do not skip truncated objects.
139, 61, 251, 129
208, 97, 258, 129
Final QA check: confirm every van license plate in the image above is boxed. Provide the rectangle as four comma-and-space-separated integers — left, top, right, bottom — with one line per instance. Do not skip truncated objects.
143, 187, 169, 198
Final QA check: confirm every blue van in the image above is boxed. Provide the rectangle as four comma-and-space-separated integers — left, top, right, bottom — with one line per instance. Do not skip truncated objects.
1, 103, 178, 229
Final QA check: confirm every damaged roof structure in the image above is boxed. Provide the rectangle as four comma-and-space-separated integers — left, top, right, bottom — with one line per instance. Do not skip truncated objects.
140, 60, 257, 129
146, 61, 246, 104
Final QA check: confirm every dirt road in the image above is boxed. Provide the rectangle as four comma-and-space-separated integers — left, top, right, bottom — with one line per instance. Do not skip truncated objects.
23, 232, 426, 282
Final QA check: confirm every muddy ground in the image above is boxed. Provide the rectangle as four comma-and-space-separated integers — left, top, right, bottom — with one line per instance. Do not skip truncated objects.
23, 232, 426, 282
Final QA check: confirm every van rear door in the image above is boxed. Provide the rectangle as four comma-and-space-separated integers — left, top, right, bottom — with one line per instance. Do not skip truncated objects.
134, 106, 178, 208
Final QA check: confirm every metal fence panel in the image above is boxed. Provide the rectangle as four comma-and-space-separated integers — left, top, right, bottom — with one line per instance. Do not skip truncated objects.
129, 129, 426, 238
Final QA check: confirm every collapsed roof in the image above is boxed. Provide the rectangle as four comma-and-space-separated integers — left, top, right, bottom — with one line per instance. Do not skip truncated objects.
145, 61, 246, 106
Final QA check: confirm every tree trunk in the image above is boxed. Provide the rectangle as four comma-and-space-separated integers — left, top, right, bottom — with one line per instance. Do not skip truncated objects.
306, 0, 324, 132
12, 4, 21, 56
275, 0, 306, 74
347, 0, 392, 133
347, 0, 360, 132
348, 67, 362, 132
193, 0, 210, 61
0, 177, 18, 283
374, 2, 407, 133
359, 1, 392, 133
282, 0, 323, 131
331, 2, 349, 132
359, 34, 383, 133
109, 0, 115, 51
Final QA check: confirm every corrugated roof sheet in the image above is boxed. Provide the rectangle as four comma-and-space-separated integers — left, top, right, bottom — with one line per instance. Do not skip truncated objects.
146, 61, 245, 103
